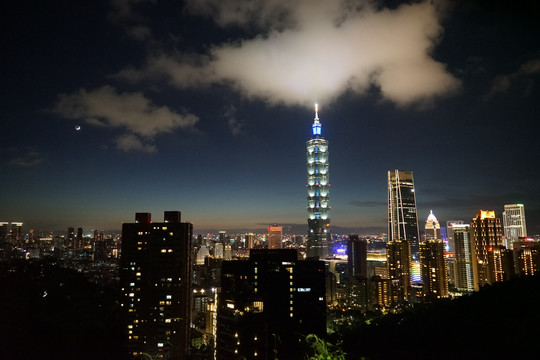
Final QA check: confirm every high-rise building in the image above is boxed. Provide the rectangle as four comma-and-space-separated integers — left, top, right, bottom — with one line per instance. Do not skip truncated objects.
503, 204, 527, 250
386, 239, 411, 303
446, 220, 464, 252
419, 239, 448, 300
66, 227, 75, 249
267, 225, 282, 249
347, 235, 368, 280
471, 210, 504, 288
120, 211, 192, 360
387, 170, 420, 260
306, 104, 330, 258
424, 210, 441, 240
513, 240, 540, 276
216, 249, 326, 359
245, 233, 255, 249
347, 235, 369, 310
452, 224, 476, 292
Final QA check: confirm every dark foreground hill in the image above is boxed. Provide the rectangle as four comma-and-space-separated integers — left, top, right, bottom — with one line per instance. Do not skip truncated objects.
0, 259, 128, 360
341, 274, 540, 360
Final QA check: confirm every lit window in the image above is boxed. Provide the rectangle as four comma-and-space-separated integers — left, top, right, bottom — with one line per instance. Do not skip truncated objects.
158, 343, 164, 347
165, 319, 171, 323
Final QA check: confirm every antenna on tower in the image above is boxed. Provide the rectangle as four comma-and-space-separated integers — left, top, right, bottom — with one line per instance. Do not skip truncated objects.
314, 103, 319, 120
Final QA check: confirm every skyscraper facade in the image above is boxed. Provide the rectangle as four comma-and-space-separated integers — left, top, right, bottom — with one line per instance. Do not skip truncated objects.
267, 225, 282, 249
388, 170, 420, 260
306, 105, 330, 258
446, 220, 464, 252
452, 224, 476, 292
347, 235, 368, 280
419, 239, 448, 300
502, 204, 527, 249
120, 211, 192, 360
386, 239, 411, 303
471, 210, 504, 288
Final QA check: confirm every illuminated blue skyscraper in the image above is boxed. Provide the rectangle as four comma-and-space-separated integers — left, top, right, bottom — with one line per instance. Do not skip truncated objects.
306, 104, 330, 258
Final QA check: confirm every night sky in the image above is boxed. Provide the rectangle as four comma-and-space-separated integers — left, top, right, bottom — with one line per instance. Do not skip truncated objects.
2, 0, 540, 235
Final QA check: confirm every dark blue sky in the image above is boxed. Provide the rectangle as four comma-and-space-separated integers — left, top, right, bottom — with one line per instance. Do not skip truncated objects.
2, 0, 540, 235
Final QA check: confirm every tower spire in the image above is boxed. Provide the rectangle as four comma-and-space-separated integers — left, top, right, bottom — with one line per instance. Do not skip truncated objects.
314, 103, 319, 120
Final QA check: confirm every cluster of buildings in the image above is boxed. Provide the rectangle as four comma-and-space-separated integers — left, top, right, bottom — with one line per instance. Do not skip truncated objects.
3, 107, 539, 360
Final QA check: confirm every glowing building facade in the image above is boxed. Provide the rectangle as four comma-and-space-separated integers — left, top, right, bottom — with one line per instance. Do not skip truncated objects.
306, 105, 330, 258
419, 239, 449, 300
388, 170, 420, 260
502, 204, 527, 249
267, 225, 282, 249
452, 224, 476, 292
424, 210, 441, 240
386, 239, 411, 303
471, 210, 504, 289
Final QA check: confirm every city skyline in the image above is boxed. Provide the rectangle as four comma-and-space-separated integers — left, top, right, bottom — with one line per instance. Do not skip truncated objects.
2, 1, 540, 234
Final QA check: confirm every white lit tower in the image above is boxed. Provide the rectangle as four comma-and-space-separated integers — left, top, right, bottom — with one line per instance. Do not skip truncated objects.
306, 104, 330, 258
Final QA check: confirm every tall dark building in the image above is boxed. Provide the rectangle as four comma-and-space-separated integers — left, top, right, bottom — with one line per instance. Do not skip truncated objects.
120, 211, 192, 360
387, 170, 420, 259
76, 227, 83, 249
216, 249, 326, 359
347, 235, 369, 310
66, 226, 75, 249
348, 235, 368, 280
306, 104, 330, 258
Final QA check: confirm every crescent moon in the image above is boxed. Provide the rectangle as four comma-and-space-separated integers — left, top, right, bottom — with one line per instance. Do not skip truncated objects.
75, 125, 81, 131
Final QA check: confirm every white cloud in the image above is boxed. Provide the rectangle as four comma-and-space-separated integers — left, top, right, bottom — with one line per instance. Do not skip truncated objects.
122, 0, 460, 107
115, 134, 157, 153
54, 85, 198, 152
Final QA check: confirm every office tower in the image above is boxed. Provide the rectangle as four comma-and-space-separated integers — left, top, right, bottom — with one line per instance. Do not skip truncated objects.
306, 104, 330, 258
120, 211, 192, 360
267, 225, 282, 249
76, 227, 83, 249
452, 224, 476, 292
216, 249, 326, 359
66, 227, 75, 249
219, 231, 227, 243
386, 240, 411, 303
347, 235, 369, 309
446, 220, 464, 252
245, 233, 254, 249
419, 239, 448, 299
214, 242, 224, 258
503, 204, 527, 249
424, 210, 441, 240
347, 235, 368, 280
388, 170, 420, 260
513, 240, 540, 276
471, 210, 504, 288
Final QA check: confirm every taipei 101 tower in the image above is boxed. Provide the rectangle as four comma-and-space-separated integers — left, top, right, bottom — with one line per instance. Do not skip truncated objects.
306, 104, 330, 258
